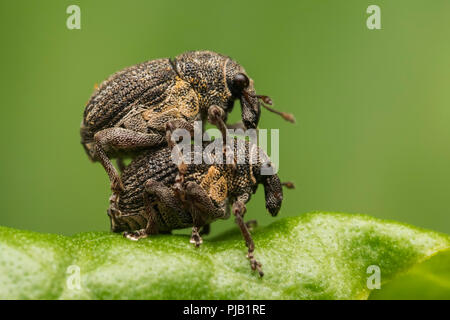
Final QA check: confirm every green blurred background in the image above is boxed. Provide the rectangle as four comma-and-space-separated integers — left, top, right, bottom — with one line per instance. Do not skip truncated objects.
0, 0, 449, 237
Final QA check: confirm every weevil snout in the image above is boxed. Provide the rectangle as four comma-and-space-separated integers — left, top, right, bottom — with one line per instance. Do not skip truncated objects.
241, 86, 261, 129
263, 174, 283, 216
225, 60, 261, 129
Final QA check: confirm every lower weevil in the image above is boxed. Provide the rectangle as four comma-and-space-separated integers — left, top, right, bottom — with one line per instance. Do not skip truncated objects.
108, 139, 291, 276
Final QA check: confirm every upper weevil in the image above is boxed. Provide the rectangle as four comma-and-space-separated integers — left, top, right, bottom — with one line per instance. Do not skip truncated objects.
80, 50, 294, 198
108, 138, 290, 276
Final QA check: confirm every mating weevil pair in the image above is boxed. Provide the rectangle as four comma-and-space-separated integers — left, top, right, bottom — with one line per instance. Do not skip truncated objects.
80, 50, 294, 276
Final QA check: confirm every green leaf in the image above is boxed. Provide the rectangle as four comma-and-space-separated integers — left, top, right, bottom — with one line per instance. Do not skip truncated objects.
369, 249, 450, 300
0, 212, 448, 300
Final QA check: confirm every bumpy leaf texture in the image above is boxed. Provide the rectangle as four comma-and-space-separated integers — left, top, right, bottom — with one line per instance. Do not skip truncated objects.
0, 212, 449, 299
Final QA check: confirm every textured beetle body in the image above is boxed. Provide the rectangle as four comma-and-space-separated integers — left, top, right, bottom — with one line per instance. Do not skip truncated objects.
81, 58, 197, 160
108, 139, 284, 276
80, 51, 259, 160
80, 51, 261, 196
109, 148, 230, 233
109, 139, 280, 234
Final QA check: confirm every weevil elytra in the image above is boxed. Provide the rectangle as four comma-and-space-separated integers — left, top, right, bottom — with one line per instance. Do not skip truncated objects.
80, 50, 294, 204
108, 138, 289, 276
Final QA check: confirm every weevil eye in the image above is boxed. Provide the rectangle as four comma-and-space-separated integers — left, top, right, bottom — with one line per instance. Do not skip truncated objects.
232, 73, 249, 93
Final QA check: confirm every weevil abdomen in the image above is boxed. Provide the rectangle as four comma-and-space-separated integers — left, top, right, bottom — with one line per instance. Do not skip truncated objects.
82, 58, 177, 140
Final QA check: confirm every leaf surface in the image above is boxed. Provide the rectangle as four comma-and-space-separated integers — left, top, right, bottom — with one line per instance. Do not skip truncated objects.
0, 212, 448, 299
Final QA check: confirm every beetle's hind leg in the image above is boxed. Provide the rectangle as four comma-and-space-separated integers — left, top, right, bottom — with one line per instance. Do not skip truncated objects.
93, 127, 166, 202
178, 181, 227, 247
123, 179, 184, 241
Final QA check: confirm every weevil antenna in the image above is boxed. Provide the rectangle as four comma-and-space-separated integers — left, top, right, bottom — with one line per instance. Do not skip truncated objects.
246, 93, 296, 124
261, 103, 296, 123
259, 99, 296, 124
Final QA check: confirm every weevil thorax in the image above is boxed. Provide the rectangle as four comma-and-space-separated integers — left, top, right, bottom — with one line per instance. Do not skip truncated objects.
174, 51, 258, 125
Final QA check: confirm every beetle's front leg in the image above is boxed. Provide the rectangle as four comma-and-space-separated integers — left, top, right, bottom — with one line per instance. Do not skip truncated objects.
208, 105, 235, 167
93, 128, 166, 196
208, 105, 227, 142
165, 119, 195, 192
181, 181, 227, 247
232, 195, 264, 277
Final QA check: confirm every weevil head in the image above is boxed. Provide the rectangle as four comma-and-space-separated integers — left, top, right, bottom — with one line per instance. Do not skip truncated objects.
174, 51, 260, 128
225, 60, 260, 129
243, 141, 283, 216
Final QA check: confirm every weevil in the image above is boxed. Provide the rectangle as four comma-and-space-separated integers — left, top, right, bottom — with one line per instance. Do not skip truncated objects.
80, 50, 294, 202
108, 138, 291, 276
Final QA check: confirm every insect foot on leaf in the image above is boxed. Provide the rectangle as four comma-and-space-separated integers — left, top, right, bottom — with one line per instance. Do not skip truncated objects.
190, 226, 203, 247
123, 229, 148, 241
232, 201, 264, 277
248, 251, 264, 277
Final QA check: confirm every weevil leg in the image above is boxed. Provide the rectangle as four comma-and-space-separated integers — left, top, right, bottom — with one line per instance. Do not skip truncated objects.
207, 105, 227, 143
123, 179, 185, 241
190, 226, 203, 247
165, 119, 195, 137
145, 179, 184, 212
183, 181, 227, 218
94, 143, 124, 194
180, 181, 227, 247
93, 127, 166, 197
123, 185, 161, 241
123, 229, 149, 241
165, 120, 195, 192
232, 200, 264, 277
142, 185, 160, 236
208, 105, 236, 169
